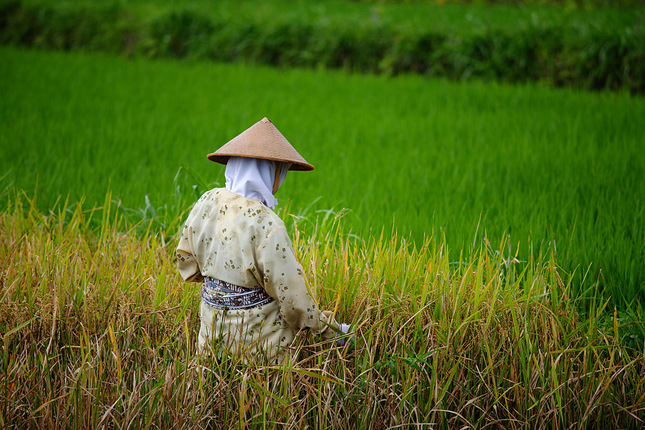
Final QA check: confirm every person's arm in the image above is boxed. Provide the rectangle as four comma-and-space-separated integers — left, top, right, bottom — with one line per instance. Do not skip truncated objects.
176, 223, 203, 283
257, 226, 339, 340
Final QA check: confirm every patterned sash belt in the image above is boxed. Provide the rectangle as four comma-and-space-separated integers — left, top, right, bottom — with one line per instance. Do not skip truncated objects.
202, 277, 274, 310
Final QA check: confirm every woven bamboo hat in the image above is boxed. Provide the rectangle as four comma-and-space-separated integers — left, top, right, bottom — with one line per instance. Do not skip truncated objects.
207, 117, 314, 171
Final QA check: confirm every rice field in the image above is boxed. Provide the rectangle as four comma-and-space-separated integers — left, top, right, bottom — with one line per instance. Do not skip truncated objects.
1, 45, 644, 427
1, 190, 644, 428
1, 46, 643, 310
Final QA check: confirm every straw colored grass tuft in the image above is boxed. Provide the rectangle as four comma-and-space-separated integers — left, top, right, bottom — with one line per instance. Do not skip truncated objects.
1, 194, 643, 428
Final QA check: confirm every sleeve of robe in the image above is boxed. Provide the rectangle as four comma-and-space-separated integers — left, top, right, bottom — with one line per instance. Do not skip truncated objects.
176, 223, 204, 283
257, 225, 340, 340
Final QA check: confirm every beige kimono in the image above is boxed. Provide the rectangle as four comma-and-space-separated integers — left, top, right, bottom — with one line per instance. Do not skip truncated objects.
177, 188, 339, 361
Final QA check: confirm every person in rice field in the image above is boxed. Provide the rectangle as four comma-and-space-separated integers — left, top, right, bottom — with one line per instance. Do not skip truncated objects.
176, 117, 352, 362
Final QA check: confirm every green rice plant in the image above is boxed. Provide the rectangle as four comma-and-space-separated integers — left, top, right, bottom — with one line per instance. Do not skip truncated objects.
1, 193, 643, 428
1, 45, 643, 315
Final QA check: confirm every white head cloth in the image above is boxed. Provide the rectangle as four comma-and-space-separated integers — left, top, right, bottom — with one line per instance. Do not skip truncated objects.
225, 157, 290, 209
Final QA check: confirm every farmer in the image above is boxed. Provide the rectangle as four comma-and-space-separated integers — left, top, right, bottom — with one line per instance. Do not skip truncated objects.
176, 117, 351, 362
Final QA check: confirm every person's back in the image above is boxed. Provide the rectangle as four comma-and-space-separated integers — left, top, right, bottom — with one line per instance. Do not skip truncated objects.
176, 118, 352, 362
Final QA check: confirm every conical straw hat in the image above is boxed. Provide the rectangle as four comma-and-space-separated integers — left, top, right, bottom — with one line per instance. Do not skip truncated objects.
207, 117, 314, 171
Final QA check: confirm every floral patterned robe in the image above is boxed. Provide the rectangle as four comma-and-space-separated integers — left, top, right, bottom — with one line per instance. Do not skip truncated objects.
176, 188, 339, 361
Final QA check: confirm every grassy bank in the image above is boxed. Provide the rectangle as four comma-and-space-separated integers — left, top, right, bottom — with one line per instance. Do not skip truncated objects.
1, 0, 644, 92
1, 46, 643, 312
1, 194, 644, 428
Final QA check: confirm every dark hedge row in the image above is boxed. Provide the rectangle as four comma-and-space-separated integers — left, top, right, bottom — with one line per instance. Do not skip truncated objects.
356, 0, 643, 5
1, 0, 643, 93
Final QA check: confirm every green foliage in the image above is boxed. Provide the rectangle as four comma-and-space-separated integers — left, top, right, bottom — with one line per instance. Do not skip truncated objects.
0, 0, 137, 54
353, 0, 644, 6
150, 10, 215, 59
1, 46, 643, 312
1, 0, 644, 92
0, 34, 643, 424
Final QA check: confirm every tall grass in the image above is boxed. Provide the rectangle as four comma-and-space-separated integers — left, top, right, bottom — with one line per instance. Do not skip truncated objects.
1, 193, 644, 428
